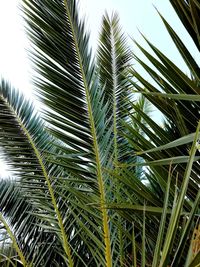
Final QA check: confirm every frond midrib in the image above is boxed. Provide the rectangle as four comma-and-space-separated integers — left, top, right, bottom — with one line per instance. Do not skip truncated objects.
0, 212, 28, 267
110, 25, 119, 165
63, 1, 112, 266
1, 96, 73, 266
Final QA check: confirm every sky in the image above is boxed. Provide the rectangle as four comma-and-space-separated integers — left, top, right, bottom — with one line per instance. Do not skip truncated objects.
0, 0, 199, 95
0, 0, 199, 176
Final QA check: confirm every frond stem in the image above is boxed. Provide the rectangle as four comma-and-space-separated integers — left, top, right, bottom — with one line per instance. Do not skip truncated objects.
63, 1, 112, 266
3, 99, 73, 267
20, 123, 74, 267
110, 26, 119, 165
0, 213, 28, 267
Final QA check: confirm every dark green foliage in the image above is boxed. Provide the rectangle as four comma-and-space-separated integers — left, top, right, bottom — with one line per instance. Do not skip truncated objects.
0, 1, 199, 266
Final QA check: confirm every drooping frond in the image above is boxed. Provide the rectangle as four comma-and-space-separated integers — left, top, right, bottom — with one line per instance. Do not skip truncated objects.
0, 80, 74, 266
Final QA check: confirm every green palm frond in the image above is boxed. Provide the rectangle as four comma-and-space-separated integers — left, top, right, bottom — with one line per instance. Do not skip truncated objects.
97, 12, 131, 119
0, 80, 74, 265
0, 180, 28, 267
97, 12, 132, 164
22, 0, 113, 265
157, 10, 200, 80
97, 14, 137, 265
110, 124, 200, 266
0, 0, 200, 266
170, 0, 200, 51
0, 80, 112, 266
121, 1, 200, 265
127, 0, 200, 201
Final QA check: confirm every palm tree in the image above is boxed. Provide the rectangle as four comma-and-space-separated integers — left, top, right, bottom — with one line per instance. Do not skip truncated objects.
0, 0, 199, 266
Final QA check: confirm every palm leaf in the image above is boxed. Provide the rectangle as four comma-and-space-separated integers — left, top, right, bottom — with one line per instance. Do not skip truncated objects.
97, 12, 132, 163
170, 0, 200, 51
128, 1, 200, 202
0, 80, 74, 265
159, 121, 200, 266
22, 0, 113, 265
0, 181, 28, 267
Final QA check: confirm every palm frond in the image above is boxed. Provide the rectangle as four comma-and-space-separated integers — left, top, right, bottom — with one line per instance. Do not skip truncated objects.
97, 12, 132, 164
0, 181, 27, 267
0, 0, 199, 266
170, 0, 200, 51
0, 80, 73, 265
22, 0, 113, 265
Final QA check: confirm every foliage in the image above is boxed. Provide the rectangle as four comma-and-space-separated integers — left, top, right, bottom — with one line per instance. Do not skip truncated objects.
0, 0, 199, 266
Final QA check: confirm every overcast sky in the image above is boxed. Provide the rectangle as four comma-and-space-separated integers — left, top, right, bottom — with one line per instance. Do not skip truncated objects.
0, 1, 199, 174
0, 0, 199, 96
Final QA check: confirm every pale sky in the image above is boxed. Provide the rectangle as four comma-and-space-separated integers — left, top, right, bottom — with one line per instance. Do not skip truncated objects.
0, 0, 199, 95
0, 1, 199, 176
